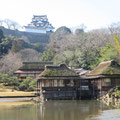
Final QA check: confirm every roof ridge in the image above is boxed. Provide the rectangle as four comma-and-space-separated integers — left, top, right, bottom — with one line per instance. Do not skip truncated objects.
99, 60, 113, 65
87, 60, 120, 76
39, 64, 78, 77
23, 61, 53, 64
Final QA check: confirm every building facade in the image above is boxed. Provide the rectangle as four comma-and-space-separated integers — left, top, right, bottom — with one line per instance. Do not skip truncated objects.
83, 60, 120, 98
14, 62, 53, 80
24, 15, 54, 34
37, 64, 85, 100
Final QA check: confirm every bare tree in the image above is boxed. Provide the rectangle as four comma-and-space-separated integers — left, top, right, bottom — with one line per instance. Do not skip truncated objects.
109, 22, 120, 35
0, 20, 3, 26
3, 19, 20, 30
0, 49, 41, 74
19, 49, 41, 62
0, 51, 22, 74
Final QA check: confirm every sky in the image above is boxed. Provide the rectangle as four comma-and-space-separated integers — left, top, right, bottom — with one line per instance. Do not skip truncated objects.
1, 0, 120, 30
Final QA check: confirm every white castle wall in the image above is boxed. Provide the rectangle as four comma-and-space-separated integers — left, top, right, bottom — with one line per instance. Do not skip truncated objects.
24, 28, 47, 34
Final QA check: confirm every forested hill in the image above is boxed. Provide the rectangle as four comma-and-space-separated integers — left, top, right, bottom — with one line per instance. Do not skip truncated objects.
0, 26, 50, 43
1, 24, 120, 74
40, 25, 120, 70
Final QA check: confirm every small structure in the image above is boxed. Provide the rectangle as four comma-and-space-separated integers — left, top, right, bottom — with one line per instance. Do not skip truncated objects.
24, 15, 54, 34
37, 64, 81, 100
75, 68, 90, 76
14, 62, 53, 80
84, 60, 120, 98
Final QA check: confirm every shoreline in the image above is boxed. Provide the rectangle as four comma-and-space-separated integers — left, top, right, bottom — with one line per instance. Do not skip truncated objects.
0, 97, 37, 102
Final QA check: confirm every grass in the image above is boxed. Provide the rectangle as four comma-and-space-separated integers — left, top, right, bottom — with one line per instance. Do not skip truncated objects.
0, 91, 36, 97
0, 84, 36, 97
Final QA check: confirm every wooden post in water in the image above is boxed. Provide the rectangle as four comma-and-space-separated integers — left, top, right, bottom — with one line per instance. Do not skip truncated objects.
80, 79, 81, 100
100, 79, 102, 97
93, 80, 95, 98
36, 79, 44, 103
37, 80, 39, 95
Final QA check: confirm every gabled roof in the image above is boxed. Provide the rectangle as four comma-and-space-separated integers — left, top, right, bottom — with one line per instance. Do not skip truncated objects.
38, 64, 80, 80
87, 60, 120, 77
33, 15, 47, 18
19, 62, 53, 71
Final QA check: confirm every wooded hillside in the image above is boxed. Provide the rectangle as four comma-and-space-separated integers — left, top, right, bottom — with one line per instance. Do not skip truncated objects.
1, 23, 120, 74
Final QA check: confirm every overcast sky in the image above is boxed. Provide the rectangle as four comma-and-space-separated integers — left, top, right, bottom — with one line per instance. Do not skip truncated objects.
1, 0, 120, 30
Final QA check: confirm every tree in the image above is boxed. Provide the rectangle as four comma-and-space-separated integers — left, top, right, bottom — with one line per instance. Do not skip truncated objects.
0, 29, 12, 56
0, 20, 3, 26
11, 38, 24, 52
0, 51, 22, 74
19, 77, 36, 91
7, 76, 19, 86
75, 28, 84, 35
99, 44, 117, 62
77, 50, 100, 69
109, 22, 120, 61
0, 74, 9, 85
50, 26, 71, 41
114, 37, 120, 56
11, 21, 20, 30
3, 19, 20, 30
29, 80, 37, 91
33, 42, 45, 52
19, 48, 41, 62
0, 28, 4, 42
40, 50, 55, 61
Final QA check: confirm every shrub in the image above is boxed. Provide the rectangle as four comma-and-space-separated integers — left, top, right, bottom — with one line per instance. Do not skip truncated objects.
19, 77, 36, 91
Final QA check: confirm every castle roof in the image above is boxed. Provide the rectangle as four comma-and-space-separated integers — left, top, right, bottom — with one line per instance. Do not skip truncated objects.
33, 15, 47, 18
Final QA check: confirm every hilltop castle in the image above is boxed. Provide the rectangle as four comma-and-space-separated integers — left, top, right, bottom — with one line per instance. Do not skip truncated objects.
24, 15, 54, 34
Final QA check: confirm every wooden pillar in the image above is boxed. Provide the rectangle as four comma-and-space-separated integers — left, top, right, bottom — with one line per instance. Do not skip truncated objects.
100, 79, 102, 97
79, 79, 81, 100
37, 80, 39, 94
93, 80, 95, 98
39, 80, 40, 92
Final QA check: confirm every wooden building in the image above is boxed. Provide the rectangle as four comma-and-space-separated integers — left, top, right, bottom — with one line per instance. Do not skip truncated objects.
14, 62, 53, 80
37, 64, 82, 100
84, 60, 120, 98
37, 60, 120, 100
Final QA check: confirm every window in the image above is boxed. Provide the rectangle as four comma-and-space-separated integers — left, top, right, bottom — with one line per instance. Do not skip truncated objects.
80, 86, 89, 90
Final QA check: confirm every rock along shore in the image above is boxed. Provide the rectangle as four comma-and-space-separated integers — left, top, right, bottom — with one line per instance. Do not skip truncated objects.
99, 89, 120, 108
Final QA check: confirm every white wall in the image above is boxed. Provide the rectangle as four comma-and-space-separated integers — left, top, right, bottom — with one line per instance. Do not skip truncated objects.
24, 28, 47, 34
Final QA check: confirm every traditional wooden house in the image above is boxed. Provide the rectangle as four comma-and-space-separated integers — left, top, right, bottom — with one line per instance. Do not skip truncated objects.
37, 64, 82, 100
14, 62, 53, 80
84, 60, 120, 97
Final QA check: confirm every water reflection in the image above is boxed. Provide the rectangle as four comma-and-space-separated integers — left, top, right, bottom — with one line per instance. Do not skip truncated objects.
0, 100, 116, 120
37, 101, 104, 120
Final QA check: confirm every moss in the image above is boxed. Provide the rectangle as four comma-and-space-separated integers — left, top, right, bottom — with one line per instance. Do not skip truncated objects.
115, 90, 120, 96
88, 60, 120, 76
103, 67, 120, 75
44, 69, 57, 76
20, 62, 53, 70
40, 64, 78, 77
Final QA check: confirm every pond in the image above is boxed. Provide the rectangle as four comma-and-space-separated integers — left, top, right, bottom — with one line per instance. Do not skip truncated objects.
0, 100, 119, 120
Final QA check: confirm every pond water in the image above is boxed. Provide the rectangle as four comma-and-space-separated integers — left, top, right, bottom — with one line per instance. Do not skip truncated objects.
0, 100, 119, 120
